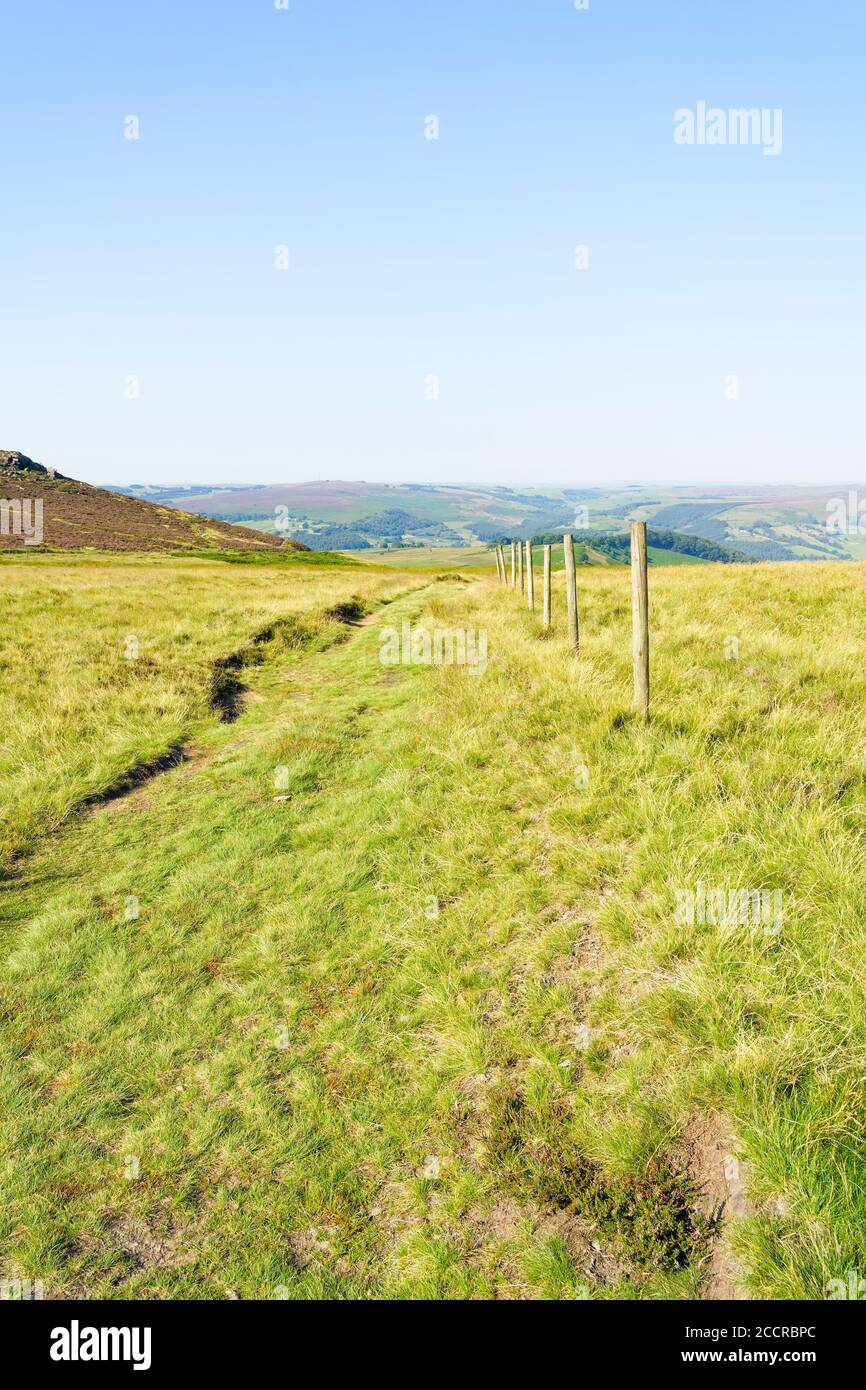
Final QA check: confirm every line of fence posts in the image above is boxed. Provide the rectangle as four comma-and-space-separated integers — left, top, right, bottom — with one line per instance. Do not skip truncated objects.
495, 522, 650, 717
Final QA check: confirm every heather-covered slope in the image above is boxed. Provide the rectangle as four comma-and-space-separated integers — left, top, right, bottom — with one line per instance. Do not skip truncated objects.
0, 452, 305, 553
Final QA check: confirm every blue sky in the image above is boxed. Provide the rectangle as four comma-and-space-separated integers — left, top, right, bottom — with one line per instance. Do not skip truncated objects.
1, 0, 863, 487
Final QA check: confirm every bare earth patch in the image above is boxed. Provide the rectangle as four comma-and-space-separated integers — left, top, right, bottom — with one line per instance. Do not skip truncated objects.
677, 1114, 752, 1300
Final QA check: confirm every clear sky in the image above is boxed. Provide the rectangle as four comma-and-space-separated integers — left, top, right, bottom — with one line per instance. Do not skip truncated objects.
1, 0, 863, 488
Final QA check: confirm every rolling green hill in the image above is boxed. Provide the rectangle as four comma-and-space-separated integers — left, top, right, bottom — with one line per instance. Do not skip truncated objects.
108, 479, 866, 562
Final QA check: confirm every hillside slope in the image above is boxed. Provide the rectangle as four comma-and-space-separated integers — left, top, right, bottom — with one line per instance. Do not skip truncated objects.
0, 452, 305, 553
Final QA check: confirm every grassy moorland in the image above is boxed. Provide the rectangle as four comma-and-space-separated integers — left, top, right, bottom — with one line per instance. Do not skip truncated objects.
1, 556, 865, 1300
0, 554, 411, 868
347, 542, 700, 572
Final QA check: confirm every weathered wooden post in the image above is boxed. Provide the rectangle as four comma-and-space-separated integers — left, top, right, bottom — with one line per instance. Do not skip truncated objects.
494, 545, 504, 584
518, 540, 524, 594
499, 544, 507, 585
510, 541, 517, 588
563, 533, 579, 653
631, 521, 650, 719
525, 540, 534, 609
542, 544, 552, 629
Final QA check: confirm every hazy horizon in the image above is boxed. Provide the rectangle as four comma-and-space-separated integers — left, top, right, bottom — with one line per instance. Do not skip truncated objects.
99, 477, 866, 495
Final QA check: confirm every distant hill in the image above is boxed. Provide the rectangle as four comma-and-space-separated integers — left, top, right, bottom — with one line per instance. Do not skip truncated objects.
530, 525, 749, 564
0, 452, 307, 554
106, 478, 866, 561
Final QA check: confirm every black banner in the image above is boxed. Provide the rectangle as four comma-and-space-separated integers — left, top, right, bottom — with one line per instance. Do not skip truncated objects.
2, 1298, 859, 1375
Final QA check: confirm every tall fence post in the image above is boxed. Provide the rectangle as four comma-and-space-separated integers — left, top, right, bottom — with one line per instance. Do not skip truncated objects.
525, 540, 534, 609
542, 544, 552, 629
518, 540, 524, 594
510, 541, 516, 589
563, 533, 579, 654
631, 521, 650, 719
495, 544, 504, 584
499, 544, 507, 585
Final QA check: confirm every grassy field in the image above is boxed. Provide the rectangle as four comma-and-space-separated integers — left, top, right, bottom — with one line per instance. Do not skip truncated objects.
346, 544, 504, 571
357, 543, 591, 571
0, 554, 410, 868
2, 555, 866, 1300
348, 543, 698, 572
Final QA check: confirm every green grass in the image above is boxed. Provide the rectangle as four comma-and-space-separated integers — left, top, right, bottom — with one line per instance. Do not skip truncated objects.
347, 543, 582, 572
348, 543, 699, 572
2, 557, 866, 1299
0, 555, 413, 868
345, 545, 501, 570
646, 546, 702, 565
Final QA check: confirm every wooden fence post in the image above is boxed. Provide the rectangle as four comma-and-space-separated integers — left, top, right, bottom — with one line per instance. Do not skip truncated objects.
631, 521, 650, 719
563, 533, 579, 653
525, 540, 534, 609
542, 545, 552, 629
518, 539, 524, 594
499, 544, 507, 585
510, 541, 516, 588
495, 545, 504, 584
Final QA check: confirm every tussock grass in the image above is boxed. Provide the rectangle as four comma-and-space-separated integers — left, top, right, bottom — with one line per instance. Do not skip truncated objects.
1, 557, 865, 1299
0, 555, 414, 867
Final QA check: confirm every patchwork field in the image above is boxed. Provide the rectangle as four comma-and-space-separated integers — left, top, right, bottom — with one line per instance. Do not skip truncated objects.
2, 554, 865, 1300
113, 477, 866, 562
